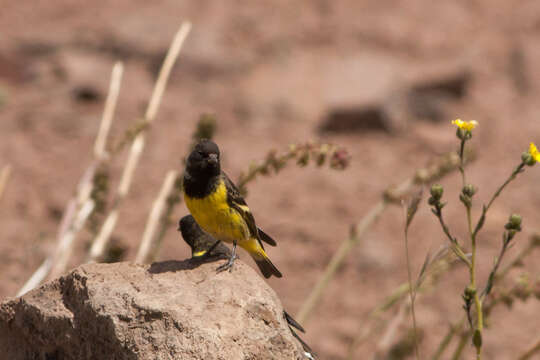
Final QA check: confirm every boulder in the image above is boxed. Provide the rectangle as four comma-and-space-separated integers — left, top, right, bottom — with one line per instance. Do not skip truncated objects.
0, 260, 305, 359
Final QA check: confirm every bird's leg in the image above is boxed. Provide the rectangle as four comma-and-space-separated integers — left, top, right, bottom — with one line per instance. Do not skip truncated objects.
216, 241, 237, 273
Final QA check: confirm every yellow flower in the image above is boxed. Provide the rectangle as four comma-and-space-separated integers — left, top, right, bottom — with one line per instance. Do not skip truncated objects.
451, 119, 478, 131
529, 142, 540, 163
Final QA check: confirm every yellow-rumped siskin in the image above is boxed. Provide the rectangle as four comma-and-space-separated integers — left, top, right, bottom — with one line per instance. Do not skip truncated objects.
177, 215, 314, 357
182, 140, 282, 278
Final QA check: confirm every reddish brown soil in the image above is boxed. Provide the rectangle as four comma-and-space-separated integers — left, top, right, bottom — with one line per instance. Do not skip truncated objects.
1, 2, 539, 359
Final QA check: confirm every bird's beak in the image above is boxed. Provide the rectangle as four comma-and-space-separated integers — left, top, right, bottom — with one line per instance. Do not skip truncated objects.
208, 153, 218, 165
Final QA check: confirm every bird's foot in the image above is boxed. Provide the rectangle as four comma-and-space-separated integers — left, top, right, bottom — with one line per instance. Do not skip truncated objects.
216, 254, 237, 273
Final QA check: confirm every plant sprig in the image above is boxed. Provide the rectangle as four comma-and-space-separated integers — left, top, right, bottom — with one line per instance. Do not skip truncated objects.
428, 119, 539, 359
236, 142, 350, 195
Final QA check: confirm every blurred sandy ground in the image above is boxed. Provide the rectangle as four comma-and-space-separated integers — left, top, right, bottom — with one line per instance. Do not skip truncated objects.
0, 1, 539, 358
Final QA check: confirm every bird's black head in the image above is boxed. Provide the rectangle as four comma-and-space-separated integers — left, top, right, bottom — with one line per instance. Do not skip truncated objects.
178, 215, 204, 249
185, 139, 221, 178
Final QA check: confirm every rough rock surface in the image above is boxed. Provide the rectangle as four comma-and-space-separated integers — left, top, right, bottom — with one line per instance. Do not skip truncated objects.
0, 260, 304, 360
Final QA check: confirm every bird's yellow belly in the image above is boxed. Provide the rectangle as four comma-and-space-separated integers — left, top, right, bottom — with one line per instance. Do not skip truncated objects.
184, 182, 249, 244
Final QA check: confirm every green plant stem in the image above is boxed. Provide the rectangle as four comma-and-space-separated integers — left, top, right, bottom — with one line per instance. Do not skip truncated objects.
432, 235, 538, 360
404, 226, 420, 360
457, 137, 483, 358
497, 236, 537, 282
473, 162, 525, 237
482, 236, 512, 297
468, 215, 484, 359
433, 207, 470, 266
458, 138, 467, 185
466, 162, 526, 359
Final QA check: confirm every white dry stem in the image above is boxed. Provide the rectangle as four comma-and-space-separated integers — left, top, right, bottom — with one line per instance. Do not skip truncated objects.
135, 170, 178, 264
373, 302, 409, 360
16, 62, 124, 296
48, 201, 96, 279
0, 164, 12, 201
16, 258, 53, 297
88, 22, 191, 262
17, 201, 95, 296
94, 62, 123, 159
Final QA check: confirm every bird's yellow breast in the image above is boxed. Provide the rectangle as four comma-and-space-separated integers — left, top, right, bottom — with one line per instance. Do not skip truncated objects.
183, 180, 249, 244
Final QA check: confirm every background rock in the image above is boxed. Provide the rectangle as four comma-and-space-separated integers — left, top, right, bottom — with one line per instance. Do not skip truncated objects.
0, 260, 304, 360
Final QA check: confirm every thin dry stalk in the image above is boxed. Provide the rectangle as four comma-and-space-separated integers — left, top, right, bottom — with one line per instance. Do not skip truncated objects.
48, 201, 95, 279
295, 201, 386, 324
135, 170, 178, 264
516, 333, 540, 360
347, 248, 453, 359
94, 62, 124, 159
374, 302, 409, 360
0, 164, 12, 201
88, 22, 191, 262
16, 259, 53, 297
17, 201, 95, 296
16, 62, 124, 295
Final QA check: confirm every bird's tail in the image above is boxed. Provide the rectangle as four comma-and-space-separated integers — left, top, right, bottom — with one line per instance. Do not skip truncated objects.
243, 239, 282, 278
253, 255, 282, 278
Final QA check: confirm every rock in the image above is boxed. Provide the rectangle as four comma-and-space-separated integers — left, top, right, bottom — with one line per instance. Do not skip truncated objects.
406, 69, 471, 122
0, 260, 305, 360
318, 103, 393, 133
317, 66, 471, 134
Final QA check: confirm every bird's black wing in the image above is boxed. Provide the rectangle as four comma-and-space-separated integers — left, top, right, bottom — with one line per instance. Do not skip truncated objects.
222, 172, 259, 238
221, 172, 277, 248
222, 172, 277, 247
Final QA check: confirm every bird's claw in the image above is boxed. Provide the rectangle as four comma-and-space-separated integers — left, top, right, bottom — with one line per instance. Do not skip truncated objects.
216, 254, 238, 273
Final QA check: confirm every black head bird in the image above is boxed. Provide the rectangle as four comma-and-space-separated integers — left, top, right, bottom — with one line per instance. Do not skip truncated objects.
185, 139, 221, 178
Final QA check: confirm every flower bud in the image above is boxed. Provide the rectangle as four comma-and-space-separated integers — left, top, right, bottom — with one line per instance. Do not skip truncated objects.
297, 152, 310, 167
330, 148, 350, 170
522, 151, 536, 166
430, 184, 444, 200
505, 214, 522, 231
316, 152, 326, 166
456, 128, 466, 140
462, 184, 476, 197
464, 285, 476, 299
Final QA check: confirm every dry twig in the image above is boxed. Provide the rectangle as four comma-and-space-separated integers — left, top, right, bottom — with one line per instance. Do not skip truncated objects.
517, 334, 540, 360
16, 62, 124, 296
135, 170, 179, 264
88, 22, 191, 262
0, 164, 12, 202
